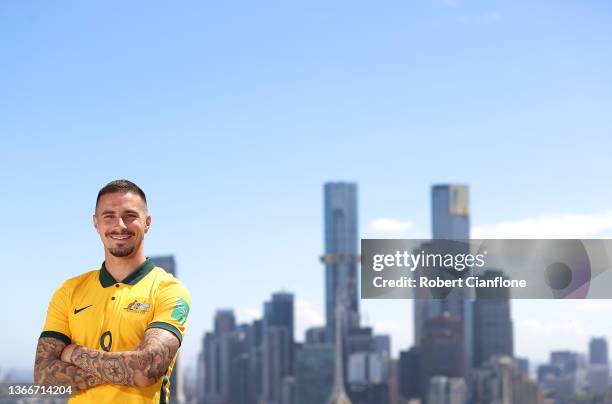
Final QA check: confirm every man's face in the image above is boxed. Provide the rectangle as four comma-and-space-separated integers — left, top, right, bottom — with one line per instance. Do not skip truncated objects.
93, 192, 151, 258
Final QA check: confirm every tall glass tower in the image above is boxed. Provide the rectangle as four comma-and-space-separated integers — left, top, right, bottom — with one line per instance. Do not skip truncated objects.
414, 185, 472, 379
323, 182, 359, 343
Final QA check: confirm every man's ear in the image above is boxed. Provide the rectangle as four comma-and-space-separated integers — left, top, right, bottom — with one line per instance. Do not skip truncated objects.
144, 215, 152, 234
93, 214, 100, 234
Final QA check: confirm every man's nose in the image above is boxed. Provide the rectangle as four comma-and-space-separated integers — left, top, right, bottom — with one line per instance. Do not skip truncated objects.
116, 216, 128, 229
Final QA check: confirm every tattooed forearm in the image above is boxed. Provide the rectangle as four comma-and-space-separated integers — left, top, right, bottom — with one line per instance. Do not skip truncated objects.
67, 328, 179, 388
34, 337, 103, 390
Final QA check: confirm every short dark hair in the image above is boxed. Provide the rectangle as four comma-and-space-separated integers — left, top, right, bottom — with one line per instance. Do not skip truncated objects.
96, 179, 147, 209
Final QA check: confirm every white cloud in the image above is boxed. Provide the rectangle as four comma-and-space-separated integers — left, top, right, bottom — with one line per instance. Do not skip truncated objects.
368, 218, 414, 236
511, 300, 610, 362
473, 211, 612, 239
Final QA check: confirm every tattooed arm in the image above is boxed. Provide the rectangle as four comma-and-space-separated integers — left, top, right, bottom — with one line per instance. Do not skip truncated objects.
61, 328, 179, 388
34, 337, 104, 390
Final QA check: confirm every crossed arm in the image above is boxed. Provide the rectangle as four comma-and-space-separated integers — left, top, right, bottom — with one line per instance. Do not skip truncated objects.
34, 328, 179, 390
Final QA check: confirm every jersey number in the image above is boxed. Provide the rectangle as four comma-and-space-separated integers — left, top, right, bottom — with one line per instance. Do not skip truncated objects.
100, 330, 113, 352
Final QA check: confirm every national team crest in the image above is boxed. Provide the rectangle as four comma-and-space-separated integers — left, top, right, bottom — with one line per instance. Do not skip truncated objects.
124, 299, 151, 313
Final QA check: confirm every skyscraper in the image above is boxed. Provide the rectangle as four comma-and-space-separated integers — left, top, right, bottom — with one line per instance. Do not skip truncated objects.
202, 310, 246, 404
473, 270, 514, 367
322, 182, 359, 343
419, 313, 465, 399
398, 347, 420, 402
414, 185, 473, 391
588, 338, 609, 395
589, 337, 608, 365
262, 292, 295, 404
295, 343, 334, 404
305, 326, 327, 345
472, 356, 542, 404
431, 185, 469, 240
427, 376, 466, 404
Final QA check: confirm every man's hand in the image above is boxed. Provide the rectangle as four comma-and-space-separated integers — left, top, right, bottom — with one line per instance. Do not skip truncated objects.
34, 337, 104, 390
63, 327, 179, 388
60, 343, 77, 363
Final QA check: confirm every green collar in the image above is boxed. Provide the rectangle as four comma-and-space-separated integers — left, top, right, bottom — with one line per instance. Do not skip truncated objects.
99, 258, 155, 288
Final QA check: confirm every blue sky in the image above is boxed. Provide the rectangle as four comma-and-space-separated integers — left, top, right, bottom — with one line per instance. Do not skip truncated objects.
1, 1, 612, 373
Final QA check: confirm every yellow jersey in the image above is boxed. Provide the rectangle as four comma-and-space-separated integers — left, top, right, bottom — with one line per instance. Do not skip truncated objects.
40, 258, 191, 403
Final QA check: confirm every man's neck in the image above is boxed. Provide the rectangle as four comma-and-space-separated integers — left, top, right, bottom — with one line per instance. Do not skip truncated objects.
104, 252, 147, 283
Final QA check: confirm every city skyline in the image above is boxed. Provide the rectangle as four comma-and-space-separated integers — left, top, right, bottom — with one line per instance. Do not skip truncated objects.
2, 0, 612, 381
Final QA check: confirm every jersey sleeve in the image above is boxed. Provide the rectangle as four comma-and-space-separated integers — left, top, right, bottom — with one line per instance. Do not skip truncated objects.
40, 282, 72, 345
147, 279, 191, 345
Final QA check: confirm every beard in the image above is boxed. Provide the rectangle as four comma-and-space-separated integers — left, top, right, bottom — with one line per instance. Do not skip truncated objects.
108, 245, 136, 257
106, 231, 139, 257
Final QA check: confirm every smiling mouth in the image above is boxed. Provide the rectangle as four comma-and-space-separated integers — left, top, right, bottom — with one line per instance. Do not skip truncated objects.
108, 234, 133, 240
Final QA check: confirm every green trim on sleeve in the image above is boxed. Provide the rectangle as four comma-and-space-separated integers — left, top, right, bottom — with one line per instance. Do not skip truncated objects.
147, 321, 183, 345
40, 331, 71, 345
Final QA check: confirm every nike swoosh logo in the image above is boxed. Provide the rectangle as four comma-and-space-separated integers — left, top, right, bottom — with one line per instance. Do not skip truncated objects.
74, 305, 93, 314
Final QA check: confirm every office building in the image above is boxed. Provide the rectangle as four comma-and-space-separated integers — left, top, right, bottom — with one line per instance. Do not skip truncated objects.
323, 182, 360, 343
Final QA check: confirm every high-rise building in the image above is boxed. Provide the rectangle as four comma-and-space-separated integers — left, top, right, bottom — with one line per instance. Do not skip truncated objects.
295, 344, 334, 404
539, 351, 589, 404
346, 326, 373, 355
388, 358, 401, 404
419, 313, 464, 400
414, 185, 471, 342
322, 182, 359, 343
431, 184, 470, 240
472, 356, 542, 404
348, 352, 387, 384
281, 376, 295, 404
202, 310, 249, 404
588, 337, 609, 395
214, 309, 236, 336
305, 326, 327, 344
196, 351, 206, 404
550, 351, 580, 375
589, 337, 608, 365
150, 255, 185, 404
248, 319, 264, 403
264, 292, 294, 365
262, 292, 295, 404
373, 335, 391, 359
515, 358, 529, 377
414, 185, 473, 398
427, 376, 466, 404
473, 270, 514, 367
399, 347, 420, 401
347, 381, 390, 404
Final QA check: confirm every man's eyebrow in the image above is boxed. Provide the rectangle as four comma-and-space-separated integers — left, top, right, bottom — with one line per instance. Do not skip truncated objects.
98, 209, 142, 216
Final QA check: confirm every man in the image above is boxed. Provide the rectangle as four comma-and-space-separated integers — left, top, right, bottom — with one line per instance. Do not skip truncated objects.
34, 179, 191, 403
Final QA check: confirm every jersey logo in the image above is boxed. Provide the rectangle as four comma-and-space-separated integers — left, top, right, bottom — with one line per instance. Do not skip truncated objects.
125, 299, 151, 313
74, 304, 93, 314
171, 297, 190, 325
